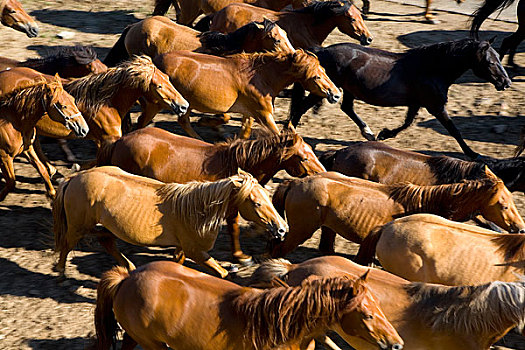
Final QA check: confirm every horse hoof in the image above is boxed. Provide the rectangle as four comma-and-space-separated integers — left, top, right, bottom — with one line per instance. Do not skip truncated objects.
236, 256, 254, 267
361, 127, 376, 141
424, 17, 440, 24
377, 130, 391, 141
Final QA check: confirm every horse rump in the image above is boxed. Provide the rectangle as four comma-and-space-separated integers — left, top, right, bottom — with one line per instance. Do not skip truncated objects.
250, 258, 293, 287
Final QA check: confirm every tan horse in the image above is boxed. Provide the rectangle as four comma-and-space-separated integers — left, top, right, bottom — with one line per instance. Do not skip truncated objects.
0, 77, 87, 200
252, 256, 525, 350
95, 261, 404, 349
0, 0, 39, 37
145, 49, 340, 139
270, 171, 525, 257
356, 213, 525, 285
210, 1, 373, 48
153, 0, 305, 25
53, 167, 287, 278
104, 17, 294, 66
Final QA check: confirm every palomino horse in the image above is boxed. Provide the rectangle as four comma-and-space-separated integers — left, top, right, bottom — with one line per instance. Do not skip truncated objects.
103, 17, 294, 67
152, 0, 305, 25
356, 213, 525, 285
144, 49, 340, 139
209, 1, 373, 48
0, 0, 38, 37
53, 167, 287, 278
0, 76, 87, 201
360, 0, 464, 23
270, 171, 525, 257
0, 46, 107, 78
95, 261, 404, 350
252, 256, 525, 349
96, 127, 325, 263
289, 39, 511, 159
471, 0, 524, 66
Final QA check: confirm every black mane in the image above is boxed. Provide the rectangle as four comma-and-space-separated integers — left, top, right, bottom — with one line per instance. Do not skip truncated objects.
404, 38, 482, 58
426, 155, 486, 184
290, 0, 353, 23
22, 46, 98, 74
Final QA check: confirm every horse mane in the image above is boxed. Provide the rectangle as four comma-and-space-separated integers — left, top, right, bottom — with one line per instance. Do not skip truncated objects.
22, 46, 98, 74
493, 234, 525, 263
156, 172, 257, 237
425, 155, 487, 184
209, 130, 302, 177
388, 177, 500, 216
64, 55, 155, 118
0, 79, 62, 117
289, 0, 353, 23
230, 276, 364, 349
404, 38, 480, 59
405, 281, 525, 334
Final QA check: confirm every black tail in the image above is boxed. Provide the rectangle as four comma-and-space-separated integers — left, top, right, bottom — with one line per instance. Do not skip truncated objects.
194, 14, 213, 32
104, 25, 132, 67
319, 150, 337, 171
152, 0, 174, 15
470, 0, 516, 39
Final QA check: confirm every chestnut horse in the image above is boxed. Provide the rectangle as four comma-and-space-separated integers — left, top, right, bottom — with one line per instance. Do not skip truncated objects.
0, 0, 38, 37
95, 261, 404, 349
0, 46, 107, 78
356, 213, 525, 285
152, 0, 305, 25
209, 1, 373, 48
96, 127, 325, 263
252, 256, 525, 349
270, 171, 525, 257
0, 77, 87, 201
103, 17, 294, 67
53, 167, 287, 278
143, 49, 340, 139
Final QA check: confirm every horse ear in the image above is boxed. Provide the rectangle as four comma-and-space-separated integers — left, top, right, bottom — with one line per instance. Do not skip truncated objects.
360, 269, 371, 282
284, 123, 297, 134
488, 36, 497, 45
484, 165, 498, 180
237, 168, 250, 177
255, 21, 264, 29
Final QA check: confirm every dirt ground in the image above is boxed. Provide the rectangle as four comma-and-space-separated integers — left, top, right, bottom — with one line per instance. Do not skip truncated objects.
0, 0, 525, 349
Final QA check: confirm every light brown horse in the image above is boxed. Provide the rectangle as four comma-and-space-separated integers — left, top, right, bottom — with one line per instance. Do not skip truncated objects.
96, 127, 325, 263
356, 213, 525, 285
53, 167, 287, 278
0, 0, 38, 37
252, 256, 525, 350
145, 49, 340, 139
153, 0, 306, 25
270, 171, 525, 257
0, 76, 87, 201
103, 17, 294, 66
95, 260, 404, 350
210, 1, 373, 48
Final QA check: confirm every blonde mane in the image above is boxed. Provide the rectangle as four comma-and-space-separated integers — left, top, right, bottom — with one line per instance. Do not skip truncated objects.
64, 55, 155, 118
156, 172, 258, 237
0, 79, 63, 117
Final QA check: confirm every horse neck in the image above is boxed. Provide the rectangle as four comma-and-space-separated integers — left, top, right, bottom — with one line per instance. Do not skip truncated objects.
1, 98, 46, 132
244, 55, 302, 96
109, 85, 144, 116
281, 12, 335, 46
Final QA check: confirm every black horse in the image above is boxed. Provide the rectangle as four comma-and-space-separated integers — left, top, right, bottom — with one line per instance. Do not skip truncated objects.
289, 39, 511, 159
471, 0, 524, 67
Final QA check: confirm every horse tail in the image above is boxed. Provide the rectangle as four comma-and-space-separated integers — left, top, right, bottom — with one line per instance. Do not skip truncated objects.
515, 126, 525, 157
272, 180, 293, 218
96, 137, 119, 166
250, 258, 293, 287
194, 14, 213, 32
319, 150, 337, 171
95, 266, 130, 349
152, 0, 173, 15
354, 225, 384, 265
103, 25, 132, 67
53, 177, 72, 255
470, 0, 516, 39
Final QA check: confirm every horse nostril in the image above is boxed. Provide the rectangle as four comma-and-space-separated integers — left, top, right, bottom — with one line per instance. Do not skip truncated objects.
278, 228, 286, 235
519, 229, 525, 234
367, 37, 373, 44
392, 344, 403, 350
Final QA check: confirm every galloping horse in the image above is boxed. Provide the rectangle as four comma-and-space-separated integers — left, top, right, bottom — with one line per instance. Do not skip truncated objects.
289, 39, 511, 159
252, 256, 525, 349
356, 214, 525, 285
95, 261, 404, 349
152, 0, 305, 25
144, 49, 340, 139
471, 0, 524, 66
270, 171, 525, 257
0, 0, 39, 37
209, 1, 373, 48
0, 46, 107, 78
53, 167, 287, 278
103, 17, 294, 67
96, 127, 325, 263
0, 76, 87, 201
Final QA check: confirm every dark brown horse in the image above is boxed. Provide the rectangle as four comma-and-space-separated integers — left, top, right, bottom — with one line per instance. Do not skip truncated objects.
289, 39, 511, 159
96, 127, 326, 263
209, 1, 373, 48
471, 0, 524, 66
0, 0, 39, 37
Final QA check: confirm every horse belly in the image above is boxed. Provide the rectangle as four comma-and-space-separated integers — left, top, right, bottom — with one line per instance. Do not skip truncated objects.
0, 121, 23, 156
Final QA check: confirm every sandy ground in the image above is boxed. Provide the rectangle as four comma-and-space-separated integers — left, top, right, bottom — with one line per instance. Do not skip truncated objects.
0, 0, 525, 349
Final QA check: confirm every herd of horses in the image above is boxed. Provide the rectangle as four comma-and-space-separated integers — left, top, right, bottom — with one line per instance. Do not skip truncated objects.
1, 0, 525, 348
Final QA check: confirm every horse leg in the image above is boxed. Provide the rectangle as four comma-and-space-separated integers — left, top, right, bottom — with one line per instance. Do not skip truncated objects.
136, 101, 163, 129
96, 234, 136, 271
178, 112, 203, 140
251, 110, 280, 136
288, 84, 324, 127
121, 332, 138, 350
173, 246, 186, 264
23, 145, 56, 199
424, 0, 438, 23
341, 95, 375, 141
0, 155, 15, 201
362, 0, 370, 15
318, 227, 337, 255
239, 116, 255, 139
33, 138, 58, 178
500, 4, 525, 67
189, 249, 229, 278
53, 228, 85, 278
377, 105, 419, 140
227, 213, 252, 265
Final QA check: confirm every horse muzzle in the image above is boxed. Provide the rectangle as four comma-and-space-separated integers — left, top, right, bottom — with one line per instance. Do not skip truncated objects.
170, 101, 189, 116
360, 34, 373, 46
326, 90, 341, 104
66, 117, 90, 138
267, 222, 288, 241
20, 22, 39, 38
495, 78, 512, 91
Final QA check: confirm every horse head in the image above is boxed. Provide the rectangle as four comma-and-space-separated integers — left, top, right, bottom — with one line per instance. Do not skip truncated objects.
1, 0, 38, 37
472, 39, 511, 91
279, 127, 326, 177
334, 0, 373, 45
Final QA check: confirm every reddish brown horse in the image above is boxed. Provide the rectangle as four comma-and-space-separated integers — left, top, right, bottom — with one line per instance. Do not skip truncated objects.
97, 127, 325, 263
0, 0, 39, 37
209, 1, 372, 48
95, 261, 404, 349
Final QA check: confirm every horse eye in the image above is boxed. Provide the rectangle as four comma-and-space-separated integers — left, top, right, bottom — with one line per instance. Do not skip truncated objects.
275, 40, 281, 44
157, 84, 162, 89
7, 9, 16, 14
364, 314, 373, 320
504, 206, 509, 210
254, 202, 262, 208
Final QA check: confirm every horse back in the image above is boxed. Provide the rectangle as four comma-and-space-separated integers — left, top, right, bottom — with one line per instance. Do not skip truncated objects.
210, 3, 278, 32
